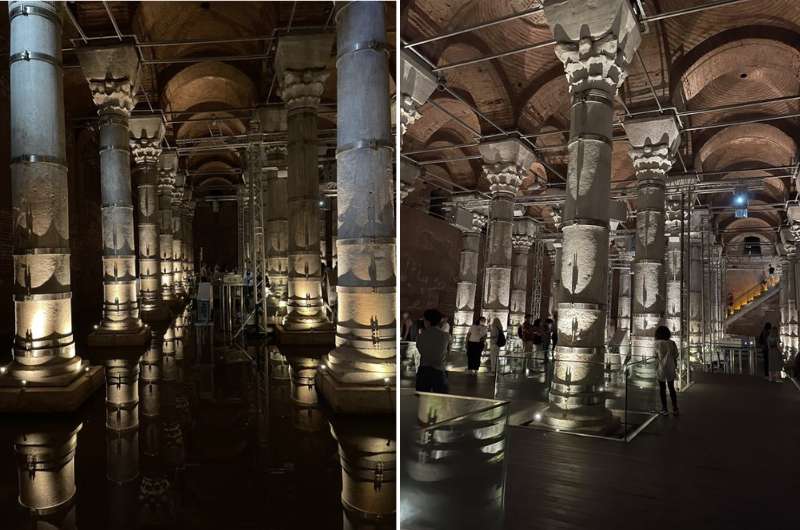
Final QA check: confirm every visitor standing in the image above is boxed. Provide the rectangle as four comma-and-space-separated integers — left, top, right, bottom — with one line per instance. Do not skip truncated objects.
768, 324, 783, 383
466, 316, 488, 374
654, 325, 679, 416
401, 311, 416, 341
489, 317, 506, 373
415, 309, 450, 393
758, 322, 772, 378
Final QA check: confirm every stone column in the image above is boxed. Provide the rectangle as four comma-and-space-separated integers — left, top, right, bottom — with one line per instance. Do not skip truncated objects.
399, 49, 437, 139
275, 33, 334, 331
787, 224, 800, 357
171, 173, 185, 298
258, 107, 289, 317
158, 153, 178, 302
688, 232, 703, 360
77, 45, 145, 338
319, 2, 395, 413
478, 139, 534, 332
542, 0, 640, 432
182, 191, 195, 292
2, 1, 85, 386
509, 219, 537, 350
451, 223, 483, 355
548, 242, 562, 317
130, 117, 165, 316
400, 158, 422, 203
104, 354, 140, 485
664, 197, 684, 345
614, 248, 633, 369
624, 117, 680, 383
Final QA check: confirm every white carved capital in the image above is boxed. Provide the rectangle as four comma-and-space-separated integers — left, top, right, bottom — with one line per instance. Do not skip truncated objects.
279, 69, 329, 110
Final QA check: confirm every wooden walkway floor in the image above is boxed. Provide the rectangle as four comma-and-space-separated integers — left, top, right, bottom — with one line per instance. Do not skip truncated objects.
504, 373, 800, 530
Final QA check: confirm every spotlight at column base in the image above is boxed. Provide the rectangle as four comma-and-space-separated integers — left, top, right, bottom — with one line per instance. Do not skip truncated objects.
88, 325, 150, 348
539, 403, 619, 435
0, 366, 104, 413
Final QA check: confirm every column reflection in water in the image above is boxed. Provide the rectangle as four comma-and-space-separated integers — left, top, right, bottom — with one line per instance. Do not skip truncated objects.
400, 392, 509, 530
9, 419, 82, 528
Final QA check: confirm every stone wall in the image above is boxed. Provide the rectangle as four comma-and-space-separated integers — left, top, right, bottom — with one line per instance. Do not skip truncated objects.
400, 204, 460, 319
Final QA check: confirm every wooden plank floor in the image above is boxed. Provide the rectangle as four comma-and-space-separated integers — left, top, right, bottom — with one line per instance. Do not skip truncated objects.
504, 373, 800, 530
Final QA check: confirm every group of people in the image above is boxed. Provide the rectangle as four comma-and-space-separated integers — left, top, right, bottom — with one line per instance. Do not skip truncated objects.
411, 307, 685, 417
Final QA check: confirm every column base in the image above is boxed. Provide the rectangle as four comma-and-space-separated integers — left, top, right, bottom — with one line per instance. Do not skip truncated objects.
540, 404, 619, 435
89, 326, 150, 348
0, 366, 104, 413
275, 324, 335, 345
317, 369, 394, 415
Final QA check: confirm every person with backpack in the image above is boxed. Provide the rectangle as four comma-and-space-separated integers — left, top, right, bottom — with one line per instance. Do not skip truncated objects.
489, 317, 506, 373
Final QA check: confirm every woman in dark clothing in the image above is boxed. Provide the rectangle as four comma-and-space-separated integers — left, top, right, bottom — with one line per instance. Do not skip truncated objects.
758, 323, 772, 378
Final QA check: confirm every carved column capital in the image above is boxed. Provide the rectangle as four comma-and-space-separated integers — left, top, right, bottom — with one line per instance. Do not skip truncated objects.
544, 0, 640, 95
479, 138, 536, 198
624, 116, 681, 180
76, 45, 141, 115
158, 153, 178, 193
278, 68, 329, 110
400, 49, 437, 137
90, 75, 137, 114
400, 158, 422, 202
130, 135, 163, 165
512, 234, 535, 252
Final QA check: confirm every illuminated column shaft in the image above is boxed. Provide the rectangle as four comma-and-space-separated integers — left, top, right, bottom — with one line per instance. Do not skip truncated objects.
6, 1, 83, 384
77, 45, 142, 332
688, 234, 702, 358
130, 117, 165, 313
548, 243, 562, 316
665, 198, 683, 345
616, 251, 633, 362
624, 117, 679, 379
275, 34, 334, 330
452, 229, 481, 353
786, 228, 799, 355
140, 332, 162, 418
14, 424, 82, 513
325, 2, 395, 393
509, 221, 536, 349
183, 198, 195, 290
478, 139, 534, 329
543, 0, 640, 432
171, 181, 185, 297
158, 153, 177, 301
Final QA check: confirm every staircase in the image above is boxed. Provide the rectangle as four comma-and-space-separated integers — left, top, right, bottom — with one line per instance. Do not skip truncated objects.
724, 277, 781, 334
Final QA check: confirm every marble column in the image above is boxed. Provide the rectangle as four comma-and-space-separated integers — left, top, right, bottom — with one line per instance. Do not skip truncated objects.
104, 355, 140, 485
624, 117, 680, 383
130, 117, 165, 315
664, 197, 684, 346
688, 231, 703, 360
548, 242, 562, 317
542, 0, 640, 432
2, 1, 84, 386
787, 224, 800, 357
77, 45, 144, 336
171, 174, 185, 298
399, 49, 437, 139
158, 153, 178, 302
509, 219, 537, 350
478, 139, 534, 332
275, 33, 334, 331
182, 191, 195, 292
259, 105, 289, 316
451, 221, 483, 354
319, 1, 395, 413
614, 248, 633, 369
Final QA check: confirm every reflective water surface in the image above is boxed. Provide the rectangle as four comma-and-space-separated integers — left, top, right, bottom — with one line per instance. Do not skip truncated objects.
0, 332, 394, 530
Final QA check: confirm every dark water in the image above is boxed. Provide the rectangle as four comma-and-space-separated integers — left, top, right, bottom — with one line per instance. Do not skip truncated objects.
0, 334, 395, 530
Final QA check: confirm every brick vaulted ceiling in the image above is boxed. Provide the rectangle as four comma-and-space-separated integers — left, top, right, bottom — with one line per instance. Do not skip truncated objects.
400, 0, 800, 244
44, 1, 396, 195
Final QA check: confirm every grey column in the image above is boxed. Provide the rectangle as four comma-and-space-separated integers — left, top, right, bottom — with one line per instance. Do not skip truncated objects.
77, 45, 144, 335
452, 226, 482, 354
171, 174, 185, 297
509, 219, 537, 350
688, 232, 703, 359
542, 0, 640, 432
624, 117, 680, 382
548, 242, 562, 317
664, 197, 684, 346
3, 1, 84, 385
182, 191, 195, 292
478, 139, 534, 332
615, 249, 633, 370
320, 1, 395, 413
275, 34, 334, 330
259, 107, 289, 317
158, 153, 177, 302
130, 117, 165, 315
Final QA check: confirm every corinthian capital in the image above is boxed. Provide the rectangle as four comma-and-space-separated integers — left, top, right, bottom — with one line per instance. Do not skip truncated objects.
512, 234, 535, 252
479, 138, 536, 198
624, 116, 681, 178
278, 69, 329, 110
400, 50, 437, 137
544, 0, 641, 94
76, 45, 140, 114
158, 152, 178, 193
130, 117, 165, 165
